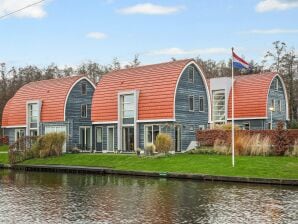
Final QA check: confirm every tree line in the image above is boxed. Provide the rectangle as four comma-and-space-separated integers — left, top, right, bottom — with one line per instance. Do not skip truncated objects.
0, 41, 297, 131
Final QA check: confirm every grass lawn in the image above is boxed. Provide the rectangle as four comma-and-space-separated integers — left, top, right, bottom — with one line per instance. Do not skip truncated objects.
21, 154, 298, 180
0, 153, 8, 164
0, 145, 8, 152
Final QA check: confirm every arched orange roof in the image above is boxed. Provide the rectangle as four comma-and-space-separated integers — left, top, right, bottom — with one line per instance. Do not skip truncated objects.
2, 75, 87, 127
227, 72, 284, 119
92, 59, 198, 122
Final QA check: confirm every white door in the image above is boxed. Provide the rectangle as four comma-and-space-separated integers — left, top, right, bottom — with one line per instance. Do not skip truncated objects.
45, 126, 67, 152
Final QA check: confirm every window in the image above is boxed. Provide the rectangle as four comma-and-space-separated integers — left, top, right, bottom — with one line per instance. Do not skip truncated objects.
212, 90, 225, 122
122, 94, 135, 119
243, 123, 250, 130
278, 100, 282, 112
81, 82, 87, 95
199, 96, 204, 112
199, 125, 205, 130
81, 104, 88, 118
275, 79, 279, 91
189, 95, 194, 112
188, 67, 194, 83
271, 99, 275, 110
27, 102, 39, 136
145, 125, 160, 146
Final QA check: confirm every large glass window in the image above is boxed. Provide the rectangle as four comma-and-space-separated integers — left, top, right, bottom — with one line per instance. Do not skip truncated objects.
122, 94, 135, 119
212, 90, 225, 122
145, 125, 160, 147
28, 103, 39, 136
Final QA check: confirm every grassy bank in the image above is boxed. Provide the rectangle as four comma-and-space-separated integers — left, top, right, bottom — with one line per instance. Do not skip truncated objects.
0, 153, 8, 164
20, 154, 298, 180
0, 145, 8, 152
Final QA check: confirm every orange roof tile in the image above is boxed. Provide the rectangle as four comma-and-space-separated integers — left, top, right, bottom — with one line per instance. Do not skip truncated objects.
2, 76, 84, 127
228, 72, 277, 119
92, 59, 193, 122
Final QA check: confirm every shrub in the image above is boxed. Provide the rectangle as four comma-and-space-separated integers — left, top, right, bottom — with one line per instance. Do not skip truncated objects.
145, 144, 156, 156
155, 133, 173, 154
213, 139, 230, 155
188, 147, 215, 154
214, 123, 240, 130
292, 139, 298, 156
35, 133, 65, 158
273, 122, 289, 156
288, 120, 298, 129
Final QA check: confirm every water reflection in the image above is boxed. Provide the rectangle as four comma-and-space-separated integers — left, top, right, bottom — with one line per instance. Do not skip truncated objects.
0, 170, 297, 223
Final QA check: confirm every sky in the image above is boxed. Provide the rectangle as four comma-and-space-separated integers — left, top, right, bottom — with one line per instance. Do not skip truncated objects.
0, 0, 298, 68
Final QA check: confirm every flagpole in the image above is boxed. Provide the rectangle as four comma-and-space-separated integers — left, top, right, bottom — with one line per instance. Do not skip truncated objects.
231, 47, 235, 167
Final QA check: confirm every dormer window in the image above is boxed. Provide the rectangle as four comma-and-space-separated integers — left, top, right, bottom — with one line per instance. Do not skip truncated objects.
81, 82, 87, 95
27, 101, 40, 136
188, 67, 194, 83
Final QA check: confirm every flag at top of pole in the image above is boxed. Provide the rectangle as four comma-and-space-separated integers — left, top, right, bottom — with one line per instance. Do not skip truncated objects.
231, 48, 251, 167
233, 51, 251, 69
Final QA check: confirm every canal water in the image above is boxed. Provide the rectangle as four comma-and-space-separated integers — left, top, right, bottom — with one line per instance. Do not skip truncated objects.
0, 170, 297, 224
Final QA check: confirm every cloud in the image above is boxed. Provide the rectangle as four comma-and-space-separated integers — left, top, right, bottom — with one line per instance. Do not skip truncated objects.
147, 47, 230, 56
240, 28, 298, 34
117, 3, 185, 15
0, 0, 48, 19
256, 0, 298, 12
86, 32, 108, 40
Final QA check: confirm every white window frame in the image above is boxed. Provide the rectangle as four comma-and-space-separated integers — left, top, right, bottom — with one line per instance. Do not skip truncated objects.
81, 104, 88, 118
271, 99, 275, 110
15, 129, 25, 141
144, 124, 161, 147
188, 67, 194, 83
278, 99, 282, 112
26, 100, 41, 136
242, 122, 250, 130
79, 126, 92, 150
121, 94, 135, 119
275, 79, 279, 91
212, 90, 226, 122
199, 96, 204, 112
107, 126, 115, 152
81, 82, 87, 95
189, 95, 194, 112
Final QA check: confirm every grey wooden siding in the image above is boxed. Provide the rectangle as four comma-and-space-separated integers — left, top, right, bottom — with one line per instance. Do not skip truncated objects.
266, 76, 287, 129
175, 64, 209, 150
65, 79, 95, 149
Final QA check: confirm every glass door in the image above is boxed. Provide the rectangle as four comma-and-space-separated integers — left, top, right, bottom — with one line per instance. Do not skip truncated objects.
107, 127, 114, 152
122, 127, 134, 152
96, 127, 103, 152
80, 127, 92, 151
175, 126, 181, 152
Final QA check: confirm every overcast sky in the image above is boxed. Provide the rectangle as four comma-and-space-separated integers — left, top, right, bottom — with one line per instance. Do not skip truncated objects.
1, 0, 298, 67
